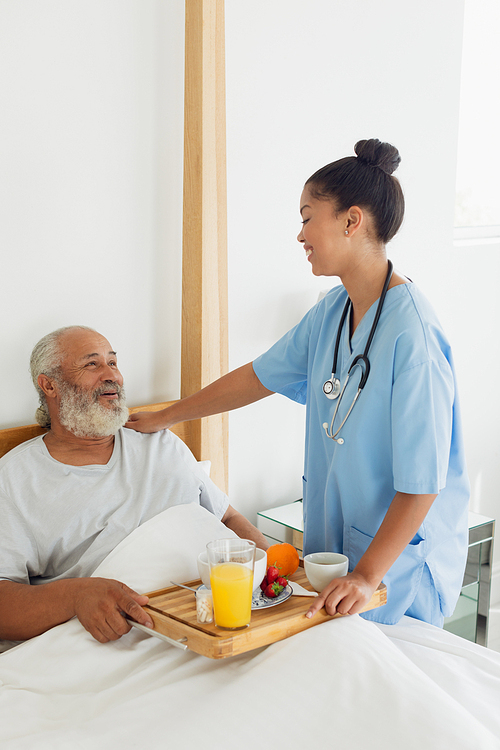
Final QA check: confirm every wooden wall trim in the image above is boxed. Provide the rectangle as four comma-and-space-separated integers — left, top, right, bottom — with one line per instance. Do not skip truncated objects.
181, 0, 229, 492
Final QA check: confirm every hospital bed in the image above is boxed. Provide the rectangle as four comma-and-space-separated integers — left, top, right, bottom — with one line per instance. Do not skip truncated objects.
1, 410, 500, 750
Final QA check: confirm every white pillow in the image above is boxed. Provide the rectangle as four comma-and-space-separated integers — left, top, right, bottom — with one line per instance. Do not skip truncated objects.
197, 460, 211, 476
92, 503, 235, 593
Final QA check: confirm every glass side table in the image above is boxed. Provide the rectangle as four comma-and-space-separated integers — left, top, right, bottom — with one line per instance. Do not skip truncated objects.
257, 501, 495, 646
443, 511, 495, 647
257, 499, 304, 552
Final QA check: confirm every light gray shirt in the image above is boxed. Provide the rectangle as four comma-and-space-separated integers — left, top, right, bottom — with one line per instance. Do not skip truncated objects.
0, 428, 229, 586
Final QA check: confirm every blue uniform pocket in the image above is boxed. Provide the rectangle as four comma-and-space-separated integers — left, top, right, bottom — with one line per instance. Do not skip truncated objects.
344, 525, 428, 625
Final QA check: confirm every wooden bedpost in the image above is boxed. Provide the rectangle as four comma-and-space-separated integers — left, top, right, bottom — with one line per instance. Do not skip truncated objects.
181, 0, 229, 492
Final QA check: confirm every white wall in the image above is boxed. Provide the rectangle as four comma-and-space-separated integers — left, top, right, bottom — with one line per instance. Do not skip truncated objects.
2, 3, 499, 595
0, 0, 185, 426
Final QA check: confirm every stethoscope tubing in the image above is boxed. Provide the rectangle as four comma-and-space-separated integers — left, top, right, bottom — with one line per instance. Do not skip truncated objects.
323, 298, 351, 399
323, 378, 363, 445
323, 260, 393, 443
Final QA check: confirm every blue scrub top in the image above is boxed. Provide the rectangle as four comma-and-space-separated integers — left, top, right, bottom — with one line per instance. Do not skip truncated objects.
253, 282, 469, 625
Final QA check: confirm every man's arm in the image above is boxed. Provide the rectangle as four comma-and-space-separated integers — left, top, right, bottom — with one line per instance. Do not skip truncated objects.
0, 577, 154, 644
222, 504, 269, 550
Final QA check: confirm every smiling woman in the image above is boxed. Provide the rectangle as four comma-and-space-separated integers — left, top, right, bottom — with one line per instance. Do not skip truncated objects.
126, 139, 469, 631
298, 193, 355, 278
300, 139, 404, 245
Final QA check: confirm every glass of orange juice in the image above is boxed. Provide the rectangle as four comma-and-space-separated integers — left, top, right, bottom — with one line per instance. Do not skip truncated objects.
206, 539, 256, 630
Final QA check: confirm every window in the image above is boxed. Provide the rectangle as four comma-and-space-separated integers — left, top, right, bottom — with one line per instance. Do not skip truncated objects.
454, 0, 500, 240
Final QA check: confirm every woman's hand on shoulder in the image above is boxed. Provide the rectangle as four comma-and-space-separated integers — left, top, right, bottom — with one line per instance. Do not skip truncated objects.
125, 410, 173, 433
305, 571, 377, 619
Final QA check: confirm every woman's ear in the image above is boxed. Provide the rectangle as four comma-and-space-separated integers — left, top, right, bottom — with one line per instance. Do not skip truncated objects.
345, 206, 364, 236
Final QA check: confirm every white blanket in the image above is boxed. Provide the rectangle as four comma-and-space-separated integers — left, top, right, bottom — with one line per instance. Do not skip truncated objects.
1, 504, 500, 749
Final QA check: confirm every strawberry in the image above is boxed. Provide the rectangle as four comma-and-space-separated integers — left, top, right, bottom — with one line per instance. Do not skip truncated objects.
260, 576, 268, 592
264, 581, 285, 599
264, 583, 278, 598
266, 565, 280, 584
276, 576, 288, 588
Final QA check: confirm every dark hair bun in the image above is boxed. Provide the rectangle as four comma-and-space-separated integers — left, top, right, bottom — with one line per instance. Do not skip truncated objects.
355, 139, 401, 176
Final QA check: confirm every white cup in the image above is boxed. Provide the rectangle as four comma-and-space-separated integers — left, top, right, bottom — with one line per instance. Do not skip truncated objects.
304, 552, 349, 592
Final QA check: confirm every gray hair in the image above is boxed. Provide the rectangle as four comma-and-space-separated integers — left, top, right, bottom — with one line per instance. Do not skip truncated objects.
30, 326, 98, 427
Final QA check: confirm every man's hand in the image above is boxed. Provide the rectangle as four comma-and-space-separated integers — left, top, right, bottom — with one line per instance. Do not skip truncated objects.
0, 577, 153, 644
71, 578, 154, 642
305, 571, 376, 620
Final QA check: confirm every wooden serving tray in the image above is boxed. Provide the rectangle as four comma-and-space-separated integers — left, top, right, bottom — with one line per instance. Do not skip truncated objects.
143, 566, 387, 659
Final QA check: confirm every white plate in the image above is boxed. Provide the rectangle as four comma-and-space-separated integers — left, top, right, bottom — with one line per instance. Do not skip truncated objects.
197, 583, 293, 611
251, 584, 293, 609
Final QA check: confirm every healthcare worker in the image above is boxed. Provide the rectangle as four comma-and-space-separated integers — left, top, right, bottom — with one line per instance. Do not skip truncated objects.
127, 139, 470, 627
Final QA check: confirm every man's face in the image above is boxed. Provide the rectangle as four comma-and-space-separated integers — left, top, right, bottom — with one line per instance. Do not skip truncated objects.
53, 330, 129, 438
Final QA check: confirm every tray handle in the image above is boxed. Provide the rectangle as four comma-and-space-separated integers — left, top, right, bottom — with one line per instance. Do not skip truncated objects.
126, 618, 189, 650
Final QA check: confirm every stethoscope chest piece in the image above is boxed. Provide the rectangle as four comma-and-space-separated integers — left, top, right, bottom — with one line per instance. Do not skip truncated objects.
322, 376, 341, 400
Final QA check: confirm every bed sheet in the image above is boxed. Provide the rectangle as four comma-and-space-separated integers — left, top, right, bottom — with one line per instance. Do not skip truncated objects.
1, 504, 499, 750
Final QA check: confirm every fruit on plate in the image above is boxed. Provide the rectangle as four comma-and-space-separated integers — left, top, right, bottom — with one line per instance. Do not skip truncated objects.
259, 544, 300, 599
261, 568, 285, 597
266, 565, 280, 584
266, 542, 300, 577
260, 565, 293, 599
264, 582, 284, 598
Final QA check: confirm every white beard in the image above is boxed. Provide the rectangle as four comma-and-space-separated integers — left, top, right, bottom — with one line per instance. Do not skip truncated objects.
57, 380, 129, 438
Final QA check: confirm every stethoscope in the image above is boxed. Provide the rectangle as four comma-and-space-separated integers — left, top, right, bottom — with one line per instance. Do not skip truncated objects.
322, 260, 394, 444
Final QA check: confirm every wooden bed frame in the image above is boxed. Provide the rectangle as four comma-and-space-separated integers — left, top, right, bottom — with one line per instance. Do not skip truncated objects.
0, 402, 193, 461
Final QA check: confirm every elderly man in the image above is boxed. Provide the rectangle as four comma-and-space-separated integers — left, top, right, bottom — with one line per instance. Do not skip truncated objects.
0, 326, 267, 649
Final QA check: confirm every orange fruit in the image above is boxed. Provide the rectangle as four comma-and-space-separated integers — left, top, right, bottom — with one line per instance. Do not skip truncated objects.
266, 543, 300, 577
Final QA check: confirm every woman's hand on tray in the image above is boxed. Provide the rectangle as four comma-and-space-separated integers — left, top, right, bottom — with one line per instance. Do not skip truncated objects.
305, 572, 376, 619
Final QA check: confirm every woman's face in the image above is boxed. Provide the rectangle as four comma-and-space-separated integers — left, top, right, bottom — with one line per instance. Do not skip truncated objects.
297, 187, 349, 277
